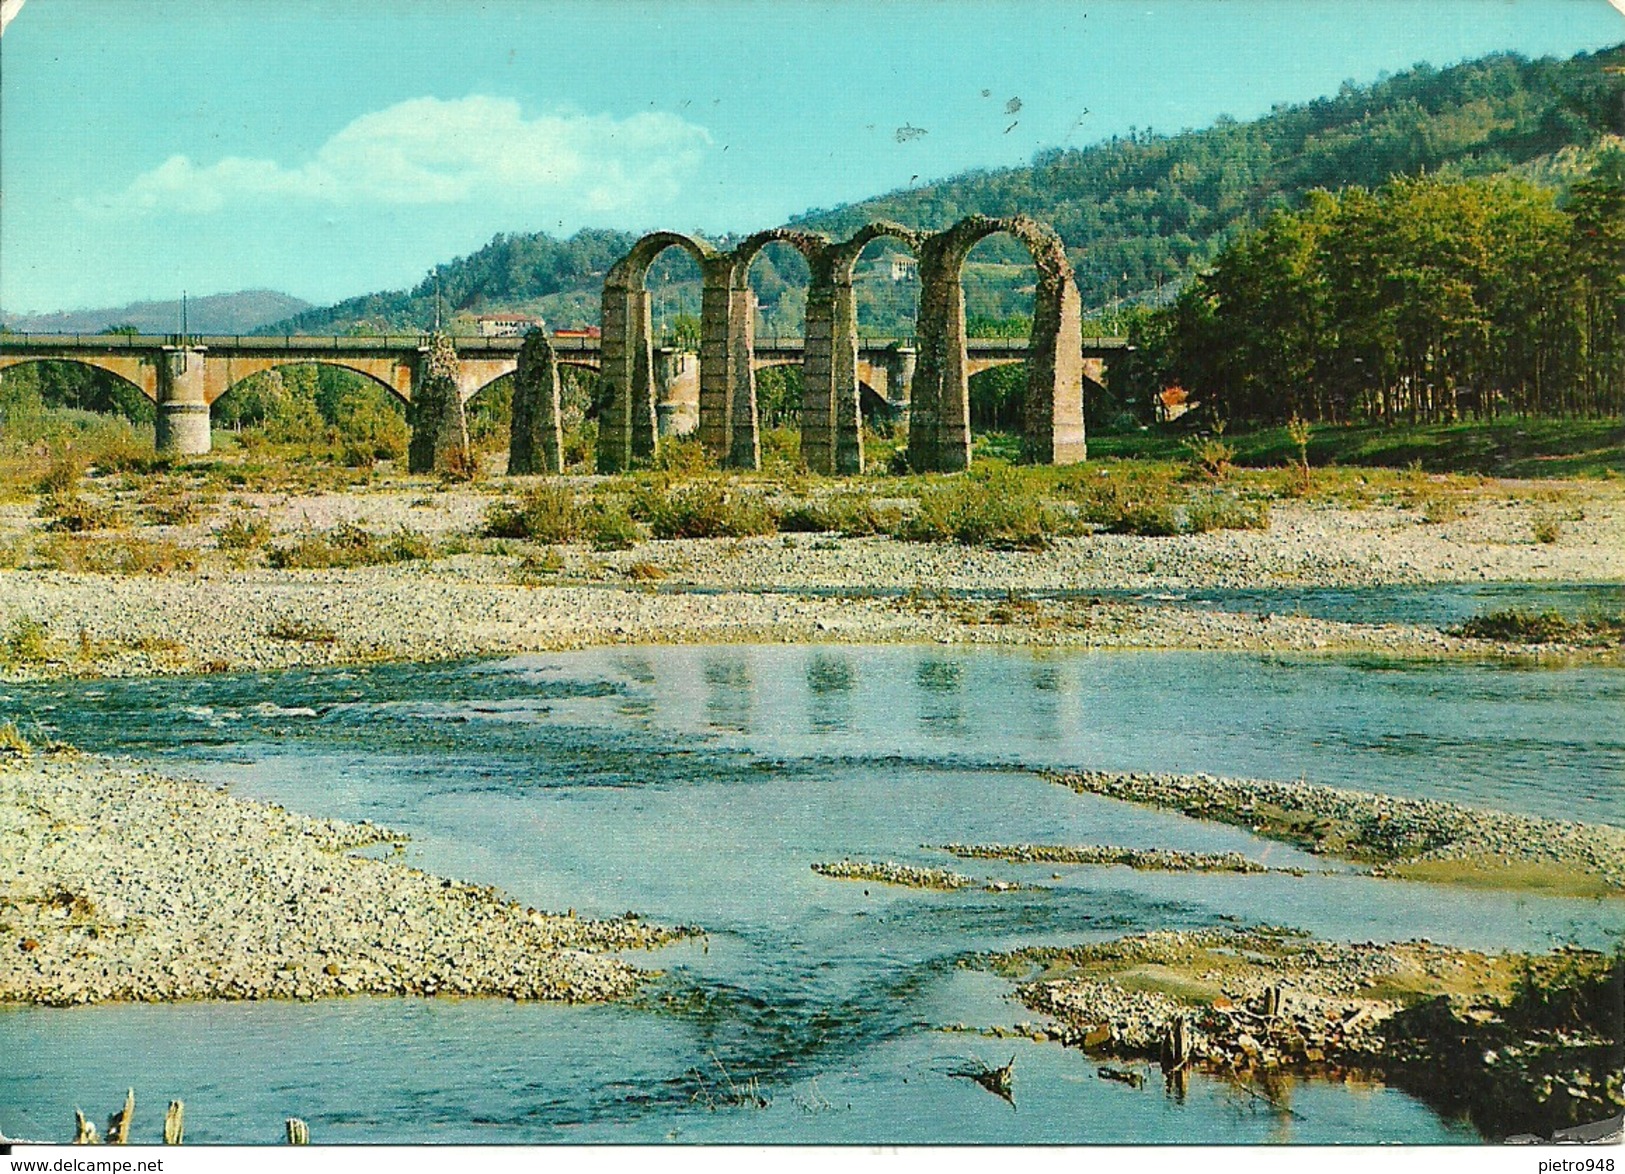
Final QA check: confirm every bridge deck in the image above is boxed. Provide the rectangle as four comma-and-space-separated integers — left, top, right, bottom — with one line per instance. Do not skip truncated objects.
0, 332, 1129, 356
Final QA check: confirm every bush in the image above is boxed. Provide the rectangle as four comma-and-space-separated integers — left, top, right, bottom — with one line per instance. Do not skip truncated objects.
640, 483, 779, 539
587, 501, 642, 550
40, 494, 120, 533
895, 471, 1064, 550
484, 485, 582, 543
2, 616, 53, 665
778, 494, 897, 537
37, 535, 198, 575
1186, 495, 1270, 533
655, 437, 713, 475
1185, 435, 1235, 481
1452, 609, 1624, 646
1532, 514, 1562, 545
36, 450, 85, 497
216, 513, 271, 550
267, 523, 433, 569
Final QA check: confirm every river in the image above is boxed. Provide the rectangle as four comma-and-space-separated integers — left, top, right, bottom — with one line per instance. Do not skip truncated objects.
2, 644, 1619, 1143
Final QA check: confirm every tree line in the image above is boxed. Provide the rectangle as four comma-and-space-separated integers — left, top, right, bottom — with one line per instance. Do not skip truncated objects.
1115, 153, 1625, 425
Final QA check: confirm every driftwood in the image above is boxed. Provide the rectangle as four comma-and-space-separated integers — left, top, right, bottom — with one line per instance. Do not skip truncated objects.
72, 1110, 98, 1145
950, 1055, 1015, 1105
105, 1088, 134, 1145
1098, 1065, 1145, 1088
163, 1100, 185, 1145
1160, 1016, 1192, 1072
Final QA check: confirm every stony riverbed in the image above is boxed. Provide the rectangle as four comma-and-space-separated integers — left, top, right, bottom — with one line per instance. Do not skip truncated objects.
0, 753, 697, 1006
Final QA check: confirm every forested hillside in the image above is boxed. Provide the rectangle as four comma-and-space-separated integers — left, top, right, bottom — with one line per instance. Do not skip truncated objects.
264, 45, 1622, 338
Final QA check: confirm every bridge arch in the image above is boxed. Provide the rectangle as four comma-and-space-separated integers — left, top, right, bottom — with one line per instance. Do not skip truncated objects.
911, 215, 1086, 471
0, 354, 160, 403
598, 231, 719, 471
725, 229, 832, 471
211, 358, 410, 406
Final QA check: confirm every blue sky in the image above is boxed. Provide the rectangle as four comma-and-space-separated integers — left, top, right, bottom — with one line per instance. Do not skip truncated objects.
1, 0, 1621, 313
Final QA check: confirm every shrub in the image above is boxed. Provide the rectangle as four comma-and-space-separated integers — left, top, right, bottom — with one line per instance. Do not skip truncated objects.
654, 437, 713, 475
2, 616, 53, 664
895, 472, 1062, 551
1102, 502, 1184, 537
0, 721, 31, 756
484, 485, 581, 543
1452, 609, 1625, 646
38, 535, 198, 575
587, 501, 642, 551
216, 513, 271, 550
265, 619, 338, 643
36, 450, 85, 497
1186, 495, 1270, 533
643, 484, 779, 539
778, 494, 899, 538
1185, 435, 1235, 481
1532, 514, 1562, 545
40, 495, 120, 532
267, 523, 433, 569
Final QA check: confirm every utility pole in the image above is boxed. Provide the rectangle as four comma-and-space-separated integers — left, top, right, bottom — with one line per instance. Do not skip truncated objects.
181, 290, 188, 342
434, 270, 443, 332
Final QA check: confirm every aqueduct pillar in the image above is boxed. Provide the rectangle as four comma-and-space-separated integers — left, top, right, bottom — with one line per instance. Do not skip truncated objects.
156, 346, 212, 456
802, 264, 863, 475
598, 277, 659, 471
909, 234, 973, 473
409, 333, 470, 474
509, 329, 564, 475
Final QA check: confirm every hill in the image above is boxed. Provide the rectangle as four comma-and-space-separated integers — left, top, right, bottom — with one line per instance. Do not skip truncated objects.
2, 290, 312, 336
264, 44, 1624, 337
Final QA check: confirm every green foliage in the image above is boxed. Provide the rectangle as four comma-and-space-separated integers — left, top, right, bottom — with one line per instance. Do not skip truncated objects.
266, 523, 434, 569
636, 483, 780, 539
778, 494, 899, 537
215, 513, 271, 550
1453, 608, 1625, 646
2, 617, 53, 665
894, 469, 1072, 550
1132, 156, 1625, 425
485, 485, 582, 544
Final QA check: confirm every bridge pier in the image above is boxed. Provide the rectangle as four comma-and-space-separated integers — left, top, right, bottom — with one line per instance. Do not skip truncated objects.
881, 344, 917, 421
156, 347, 212, 456
909, 236, 973, 473
509, 329, 564, 474
803, 274, 864, 475
409, 333, 470, 474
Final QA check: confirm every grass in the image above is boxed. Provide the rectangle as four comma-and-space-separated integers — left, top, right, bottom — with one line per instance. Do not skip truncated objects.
1390, 858, 1620, 900
634, 483, 779, 540
1452, 608, 1625, 647
266, 523, 434, 570
264, 619, 339, 644
1089, 417, 1625, 479
2, 617, 54, 666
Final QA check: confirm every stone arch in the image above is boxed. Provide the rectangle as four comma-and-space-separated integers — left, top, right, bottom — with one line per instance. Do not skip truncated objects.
211, 359, 409, 407
598, 232, 719, 472
725, 228, 831, 471
810, 223, 928, 474
911, 215, 1086, 471
0, 354, 160, 402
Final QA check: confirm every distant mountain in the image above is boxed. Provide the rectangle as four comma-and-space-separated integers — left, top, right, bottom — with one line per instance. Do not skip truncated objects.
3, 290, 312, 336
266, 43, 1624, 337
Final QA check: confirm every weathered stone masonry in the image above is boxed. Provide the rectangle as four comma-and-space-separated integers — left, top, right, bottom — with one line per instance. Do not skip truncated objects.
596, 214, 1089, 475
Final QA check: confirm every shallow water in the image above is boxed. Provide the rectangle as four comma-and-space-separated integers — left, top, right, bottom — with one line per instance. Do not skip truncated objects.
2, 645, 1619, 1144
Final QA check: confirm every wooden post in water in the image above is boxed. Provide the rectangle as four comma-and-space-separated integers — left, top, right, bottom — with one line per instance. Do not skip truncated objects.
163, 1101, 185, 1145
73, 1110, 99, 1145
105, 1089, 134, 1145
286, 1118, 310, 1145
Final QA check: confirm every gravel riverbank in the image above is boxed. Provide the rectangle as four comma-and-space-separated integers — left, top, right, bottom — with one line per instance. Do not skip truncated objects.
1047, 769, 1625, 896
1, 482, 1621, 682
0, 753, 697, 1007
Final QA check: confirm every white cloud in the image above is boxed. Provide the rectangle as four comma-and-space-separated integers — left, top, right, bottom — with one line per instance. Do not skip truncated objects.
83, 96, 712, 217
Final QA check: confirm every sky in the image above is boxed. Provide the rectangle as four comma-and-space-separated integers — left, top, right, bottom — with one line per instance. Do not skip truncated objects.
1, 0, 1621, 314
